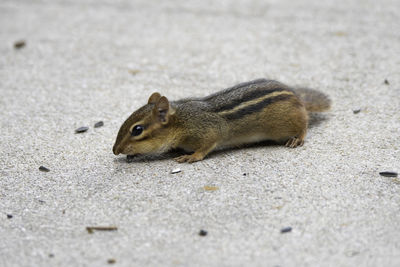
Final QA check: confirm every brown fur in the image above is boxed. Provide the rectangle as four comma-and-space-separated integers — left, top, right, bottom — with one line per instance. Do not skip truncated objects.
113, 79, 331, 163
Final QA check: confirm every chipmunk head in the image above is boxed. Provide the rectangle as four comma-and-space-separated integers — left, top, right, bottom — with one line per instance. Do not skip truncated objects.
112, 92, 176, 157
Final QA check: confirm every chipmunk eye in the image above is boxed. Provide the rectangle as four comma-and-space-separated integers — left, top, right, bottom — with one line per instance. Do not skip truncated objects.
131, 125, 144, 136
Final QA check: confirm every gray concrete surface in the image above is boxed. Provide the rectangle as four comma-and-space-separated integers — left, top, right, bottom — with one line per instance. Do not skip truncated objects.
1, 0, 400, 266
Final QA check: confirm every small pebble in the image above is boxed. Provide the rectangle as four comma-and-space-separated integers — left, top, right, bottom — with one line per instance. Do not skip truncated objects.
280, 227, 292, 233
171, 168, 181, 174
7, 214, 13, 219
345, 251, 360, 257
107, 259, 116, 264
379, 171, 398, 177
14, 40, 26, 49
94, 121, 104, 128
49, 253, 54, 258
39, 166, 50, 172
75, 126, 89, 133
353, 109, 361, 114
384, 79, 389, 85
198, 229, 208, 236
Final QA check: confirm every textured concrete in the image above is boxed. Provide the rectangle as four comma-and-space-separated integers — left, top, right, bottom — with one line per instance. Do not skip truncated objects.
1, 0, 400, 266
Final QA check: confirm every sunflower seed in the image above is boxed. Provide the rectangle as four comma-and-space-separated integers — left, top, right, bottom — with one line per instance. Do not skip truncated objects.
14, 40, 26, 49
75, 126, 89, 133
379, 171, 398, 177
280, 226, 292, 233
171, 168, 181, 174
94, 121, 104, 128
198, 229, 208, 236
39, 166, 50, 172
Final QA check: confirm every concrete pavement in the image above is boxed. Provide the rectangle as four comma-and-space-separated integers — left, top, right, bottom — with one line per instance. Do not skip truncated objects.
1, 0, 399, 266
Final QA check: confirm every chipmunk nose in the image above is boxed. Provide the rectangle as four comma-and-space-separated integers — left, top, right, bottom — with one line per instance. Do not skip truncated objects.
113, 145, 121, 155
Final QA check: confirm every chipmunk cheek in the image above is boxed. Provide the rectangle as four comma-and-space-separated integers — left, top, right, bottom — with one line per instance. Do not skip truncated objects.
120, 143, 134, 155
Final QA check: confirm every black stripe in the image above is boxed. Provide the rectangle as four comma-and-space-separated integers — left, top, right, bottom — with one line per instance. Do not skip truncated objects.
212, 88, 288, 113
203, 79, 270, 101
222, 94, 293, 120
225, 79, 269, 91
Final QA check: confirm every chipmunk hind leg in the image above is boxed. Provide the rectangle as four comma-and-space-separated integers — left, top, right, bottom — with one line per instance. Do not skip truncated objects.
262, 101, 308, 148
284, 107, 308, 148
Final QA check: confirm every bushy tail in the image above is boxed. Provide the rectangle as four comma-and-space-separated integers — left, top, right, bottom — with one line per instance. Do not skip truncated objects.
294, 88, 331, 112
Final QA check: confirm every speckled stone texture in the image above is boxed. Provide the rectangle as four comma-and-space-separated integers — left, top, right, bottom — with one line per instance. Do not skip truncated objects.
1, 0, 399, 266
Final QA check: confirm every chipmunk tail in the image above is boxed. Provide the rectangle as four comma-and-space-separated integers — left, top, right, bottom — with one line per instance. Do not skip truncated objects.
294, 88, 331, 112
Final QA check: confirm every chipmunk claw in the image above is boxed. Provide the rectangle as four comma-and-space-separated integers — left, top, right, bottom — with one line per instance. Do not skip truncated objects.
285, 137, 304, 148
174, 153, 204, 163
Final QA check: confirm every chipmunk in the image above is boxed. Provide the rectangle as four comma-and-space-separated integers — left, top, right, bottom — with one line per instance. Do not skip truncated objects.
113, 79, 331, 163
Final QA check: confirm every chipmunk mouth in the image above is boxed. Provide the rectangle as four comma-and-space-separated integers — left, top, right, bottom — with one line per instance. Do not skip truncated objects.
126, 154, 137, 160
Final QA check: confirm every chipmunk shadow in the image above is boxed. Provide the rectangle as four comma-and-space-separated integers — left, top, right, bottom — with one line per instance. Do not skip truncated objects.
115, 141, 280, 163
114, 150, 183, 164
308, 112, 330, 128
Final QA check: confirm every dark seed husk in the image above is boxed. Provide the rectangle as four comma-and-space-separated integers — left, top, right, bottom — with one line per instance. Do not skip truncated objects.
39, 166, 50, 172
353, 109, 361, 114
7, 214, 13, 219
14, 40, 26, 49
384, 79, 389, 85
94, 121, 104, 128
198, 229, 208, 236
280, 226, 292, 233
75, 126, 89, 133
107, 259, 116, 264
379, 171, 398, 177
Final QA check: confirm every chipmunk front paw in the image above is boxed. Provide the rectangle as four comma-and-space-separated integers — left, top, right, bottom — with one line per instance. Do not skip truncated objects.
174, 153, 204, 163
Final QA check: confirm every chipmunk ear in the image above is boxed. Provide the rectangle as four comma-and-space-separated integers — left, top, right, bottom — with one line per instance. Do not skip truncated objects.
153, 96, 173, 124
148, 92, 161, 104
